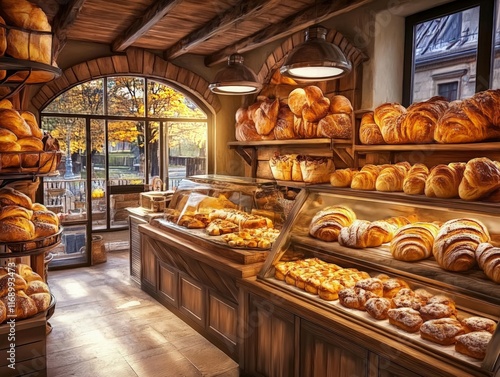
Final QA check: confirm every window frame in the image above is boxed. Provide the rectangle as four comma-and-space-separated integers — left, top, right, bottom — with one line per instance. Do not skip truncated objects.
403, 0, 495, 106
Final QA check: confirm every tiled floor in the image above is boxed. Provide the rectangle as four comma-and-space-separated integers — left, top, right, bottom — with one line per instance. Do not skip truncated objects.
46, 237, 239, 377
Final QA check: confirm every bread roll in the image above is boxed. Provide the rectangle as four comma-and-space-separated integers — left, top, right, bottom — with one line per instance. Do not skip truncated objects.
455, 331, 492, 360
338, 287, 378, 310
359, 112, 385, 145
274, 104, 295, 139
0, 205, 33, 221
0, 216, 35, 242
434, 89, 500, 143
475, 243, 500, 283
29, 292, 51, 312
254, 98, 279, 136
309, 205, 356, 242
330, 168, 358, 187
365, 297, 392, 320
400, 96, 448, 143
288, 88, 308, 116
373, 102, 407, 144
33, 221, 58, 238
329, 95, 353, 114
383, 278, 410, 298
317, 113, 352, 139
0, 291, 37, 320
424, 162, 466, 198
390, 222, 440, 262
0, 273, 27, 296
0, 108, 32, 138
0, 187, 33, 208
403, 163, 429, 195
351, 164, 385, 191
25, 280, 50, 295
458, 157, 500, 201
0, 127, 17, 142
20, 111, 43, 139
298, 155, 334, 183
391, 288, 424, 311
432, 218, 490, 272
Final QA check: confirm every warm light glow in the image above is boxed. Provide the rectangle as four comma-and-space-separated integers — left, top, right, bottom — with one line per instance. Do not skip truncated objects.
214, 85, 260, 93
287, 66, 345, 79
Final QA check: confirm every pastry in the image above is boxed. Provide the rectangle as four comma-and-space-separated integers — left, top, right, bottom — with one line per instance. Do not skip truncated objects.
354, 278, 383, 296
274, 104, 295, 139
338, 220, 395, 248
330, 168, 358, 188
461, 317, 497, 334
390, 222, 440, 262
455, 331, 492, 360
375, 164, 410, 192
359, 112, 385, 145
365, 297, 392, 320
254, 98, 279, 136
373, 102, 407, 144
338, 287, 378, 310
387, 307, 423, 333
391, 288, 423, 311
318, 278, 344, 301
419, 303, 455, 322
329, 95, 353, 114
351, 164, 386, 191
297, 155, 334, 184
419, 318, 464, 345
425, 162, 466, 198
403, 163, 429, 195
309, 206, 356, 242
383, 278, 410, 298
414, 288, 433, 305
475, 243, 500, 283
400, 96, 449, 143
458, 157, 500, 201
432, 218, 490, 272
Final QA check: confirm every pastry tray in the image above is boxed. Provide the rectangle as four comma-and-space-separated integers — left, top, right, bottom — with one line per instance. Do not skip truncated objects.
0, 151, 62, 175
0, 227, 63, 254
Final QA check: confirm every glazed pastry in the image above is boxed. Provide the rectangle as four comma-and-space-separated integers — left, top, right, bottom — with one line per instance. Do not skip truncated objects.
375, 164, 410, 192
403, 163, 429, 195
373, 102, 407, 144
359, 112, 385, 145
338, 220, 395, 248
459, 157, 500, 201
432, 218, 490, 272
387, 307, 423, 333
309, 205, 356, 242
419, 318, 464, 345
390, 222, 440, 262
354, 278, 383, 297
475, 243, 500, 283
425, 162, 466, 199
455, 331, 492, 360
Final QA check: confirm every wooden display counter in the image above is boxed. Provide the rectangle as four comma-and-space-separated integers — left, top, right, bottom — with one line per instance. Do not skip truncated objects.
238, 277, 497, 377
137, 222, 265, 360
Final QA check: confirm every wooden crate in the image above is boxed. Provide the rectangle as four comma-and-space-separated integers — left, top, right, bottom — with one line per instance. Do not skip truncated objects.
0, 314, 47, 377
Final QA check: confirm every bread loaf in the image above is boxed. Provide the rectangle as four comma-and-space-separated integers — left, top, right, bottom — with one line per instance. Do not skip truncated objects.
298, 155, 334, 183
458, 157, 500, 201
288, 86, 330, 122
0, 187, 33, 208
0, 216, 35, 242
317, 113, 352, 139
254, 98, 279, 136
0, 140, 21, 168
32, 209, 59, 226
274, 104, 295, 139
0, 291, 37, 320
373, 102, 407, 144
0, 205, 33, 221
0, 273, 27, 296
461, 316, 497, 334
403, 163, 429, 195
329, 95, 353, 114
0, 108, 32, 138
309, 205, 356, 242
400, 96, 449, 143
269, 154, 294, 181
434, 89, 500, 143
359, 112, 385, 145
424, 162, 466, 198
20, 111, 43, 139
475, 243, 500, 283
419, 318, 464, 345
432, 218, 490, 272
330, 168, 358, 187
390, 222, 440, 262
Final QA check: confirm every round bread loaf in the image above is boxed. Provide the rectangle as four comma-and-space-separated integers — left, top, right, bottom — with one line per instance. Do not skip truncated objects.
32, 210, 59, 226
0, 109, 32, 138
0, 205, 33, 221
33, 221, 58, 238
0, 216, 35, 242
0, 187, 33, 208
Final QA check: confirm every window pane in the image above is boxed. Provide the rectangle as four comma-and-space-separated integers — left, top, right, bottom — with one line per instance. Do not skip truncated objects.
44, 79, 104, 114
147, 80, 207, 119
167, 121, 207, 189
108, 120, 144, 185
412, 7, 479, 102
148, 121, 161, 183
492, 5, 500, 88
107, 77, 145, 117
90, 119, 106, 230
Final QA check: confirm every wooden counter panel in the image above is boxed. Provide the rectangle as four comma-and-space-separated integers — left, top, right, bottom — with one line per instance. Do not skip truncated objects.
208, 292, 237, 346
179, 274, 204, 325
158, 261, 177, 306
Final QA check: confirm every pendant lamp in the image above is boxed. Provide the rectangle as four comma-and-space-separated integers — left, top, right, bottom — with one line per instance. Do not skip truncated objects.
280, 26, 352, 81
209, 54, 262, 95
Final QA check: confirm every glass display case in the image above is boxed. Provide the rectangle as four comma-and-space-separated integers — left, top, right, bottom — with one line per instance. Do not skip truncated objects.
258, 185, 500, 376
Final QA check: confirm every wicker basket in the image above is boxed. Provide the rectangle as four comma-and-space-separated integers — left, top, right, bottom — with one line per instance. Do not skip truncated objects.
91, 235, 106, 265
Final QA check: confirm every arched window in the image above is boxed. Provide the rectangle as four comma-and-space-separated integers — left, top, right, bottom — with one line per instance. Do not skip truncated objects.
41, 76, 208, 233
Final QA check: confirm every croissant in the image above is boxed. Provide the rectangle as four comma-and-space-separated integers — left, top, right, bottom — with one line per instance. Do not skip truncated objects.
254, 98, 279, 136
359, 112, 385, 145
274, 104, 295, 139
351, 164, 385, 191
376, 164, 410, 192
400, 97, 448, 143
309, 205, 356, 242
432, 218, 490, 272
403, 163, 429, 195
330, 168, 358, 188
425, 162, 466, 198
475, 243, 500, 283
373, 102, 407, 144
383, 216, 413, 229
458, 157, 500, 201
390, 222, 440, 262
434, 89, 500, 143
339, 219, 395, 248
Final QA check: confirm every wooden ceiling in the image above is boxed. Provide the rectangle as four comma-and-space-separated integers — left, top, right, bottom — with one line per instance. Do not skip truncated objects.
29, 0, 373, 67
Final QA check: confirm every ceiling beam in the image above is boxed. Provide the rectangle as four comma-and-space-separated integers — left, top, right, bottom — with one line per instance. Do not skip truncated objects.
51, 0, 87, 59
205, 0, 373, 67
164, 0, 281, 60
112, 0, 183, 52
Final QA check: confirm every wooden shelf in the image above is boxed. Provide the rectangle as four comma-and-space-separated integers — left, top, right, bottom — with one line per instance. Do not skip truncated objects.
228, 138, 348, 148
354, 141, 500, 152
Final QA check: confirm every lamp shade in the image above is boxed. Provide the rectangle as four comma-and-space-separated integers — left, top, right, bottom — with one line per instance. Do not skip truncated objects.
209, 54, 262, 95
280, 26, 352, 81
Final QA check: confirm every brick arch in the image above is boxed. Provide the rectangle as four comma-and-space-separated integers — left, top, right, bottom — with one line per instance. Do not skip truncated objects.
257, 29, 368, 84
31, 47, 221, 113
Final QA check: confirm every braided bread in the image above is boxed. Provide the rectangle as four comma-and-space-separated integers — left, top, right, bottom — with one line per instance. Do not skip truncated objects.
475, 243, 500, 283
309, 205, 356, 242
458, 157, 500, 201
432, 218, 490, 272
425, 162, 466, 198
403, 163, 429, 195
390, 222, 440, 262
